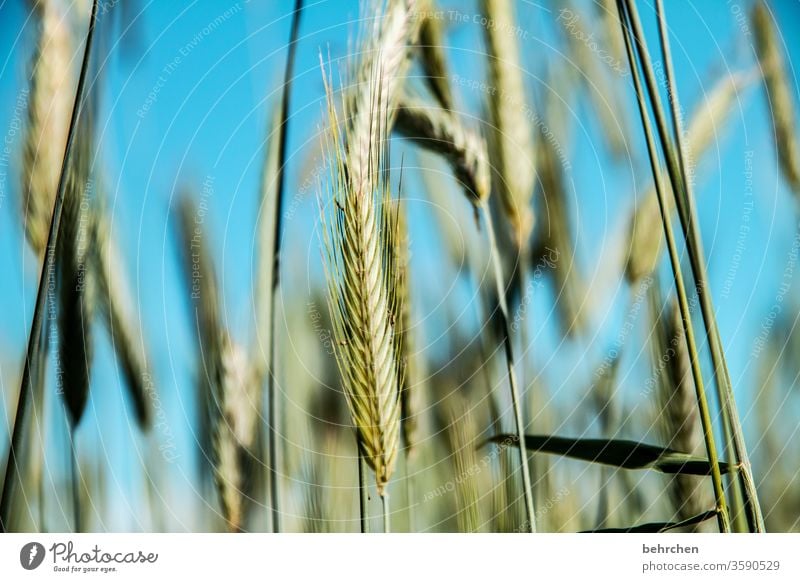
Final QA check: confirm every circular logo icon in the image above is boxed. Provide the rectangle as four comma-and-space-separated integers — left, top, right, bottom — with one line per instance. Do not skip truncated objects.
20, 542, 46, 570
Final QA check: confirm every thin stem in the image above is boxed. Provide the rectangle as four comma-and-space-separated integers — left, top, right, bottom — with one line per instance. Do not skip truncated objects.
0, 0, 100, 533
616, 0, 730, 532
404, 451, 415, 532
358, 441, 369, 533
652, 0, 759, 532
69, 425, 81, 533
623, 0, 764, 533
382, 492, 390, 533
482, 206, 536, 532
266, 0, 304, 534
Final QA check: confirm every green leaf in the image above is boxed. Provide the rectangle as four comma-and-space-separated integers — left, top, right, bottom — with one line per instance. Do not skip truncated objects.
484, 434, 734, 475
580, 510, 718, 533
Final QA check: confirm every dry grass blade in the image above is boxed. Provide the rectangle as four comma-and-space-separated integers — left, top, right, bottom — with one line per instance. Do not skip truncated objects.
394, 93, 490, 205
92, 209, 152, 428
752, 1, 800, 195
650, 289, 712, 531
625, 71, 754, 283
319, 62, 402, 497
416, 0, 453, 110
480, 0, 536, 249
22, 0, 74, 256
57, 114, 95, 428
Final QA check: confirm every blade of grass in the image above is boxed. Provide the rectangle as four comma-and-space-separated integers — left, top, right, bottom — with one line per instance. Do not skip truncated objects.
0, 0, 100, 533
486, 434, 735, 475
581, 509, 718, 533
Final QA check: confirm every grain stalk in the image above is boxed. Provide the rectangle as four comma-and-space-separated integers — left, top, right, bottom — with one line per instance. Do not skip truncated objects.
625, 70, 756, 282
0, 0, 100, 533
255, 0, 304, 533
651, 0, 764, 531
616, 0, 730, 532
650, 287, 713, 532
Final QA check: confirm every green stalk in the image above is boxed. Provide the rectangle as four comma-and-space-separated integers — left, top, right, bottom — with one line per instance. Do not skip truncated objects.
0, 0, 100, 533
623, 0, 764, 532
653, 0, 752, 532
382, 492, 391, 533
69, 426, 81, 533
616, 0, 730, 532
264, 0, 304, 534
482, 206, 536, 532
358, 444, 369, 533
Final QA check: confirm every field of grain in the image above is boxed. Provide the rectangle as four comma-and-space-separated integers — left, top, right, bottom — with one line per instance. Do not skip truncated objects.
0, 0, 798, 533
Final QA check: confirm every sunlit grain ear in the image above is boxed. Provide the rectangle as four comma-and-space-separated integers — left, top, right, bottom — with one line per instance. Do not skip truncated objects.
317, 2, 420, 529
752, 0, 800, 196
92, 206, 153, 428
22, 0, 75, 257
394, 93, 490, 206
480, 0, 536, 250
176, 196, 259, 532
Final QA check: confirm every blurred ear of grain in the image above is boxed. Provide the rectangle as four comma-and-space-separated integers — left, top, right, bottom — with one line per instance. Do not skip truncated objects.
752, 0, 800, 196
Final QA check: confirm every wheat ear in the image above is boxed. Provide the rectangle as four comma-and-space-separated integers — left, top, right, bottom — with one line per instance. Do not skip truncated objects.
416, 0, 453, 110
480, 0, 536, 249
92, 208, 152, 428
176, 197, 259, 532
319, 63, 402, 500
395, 94, 490, 205
22, 0, 73, 256
345, 0, 420, 195
752, 0, 800, 195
